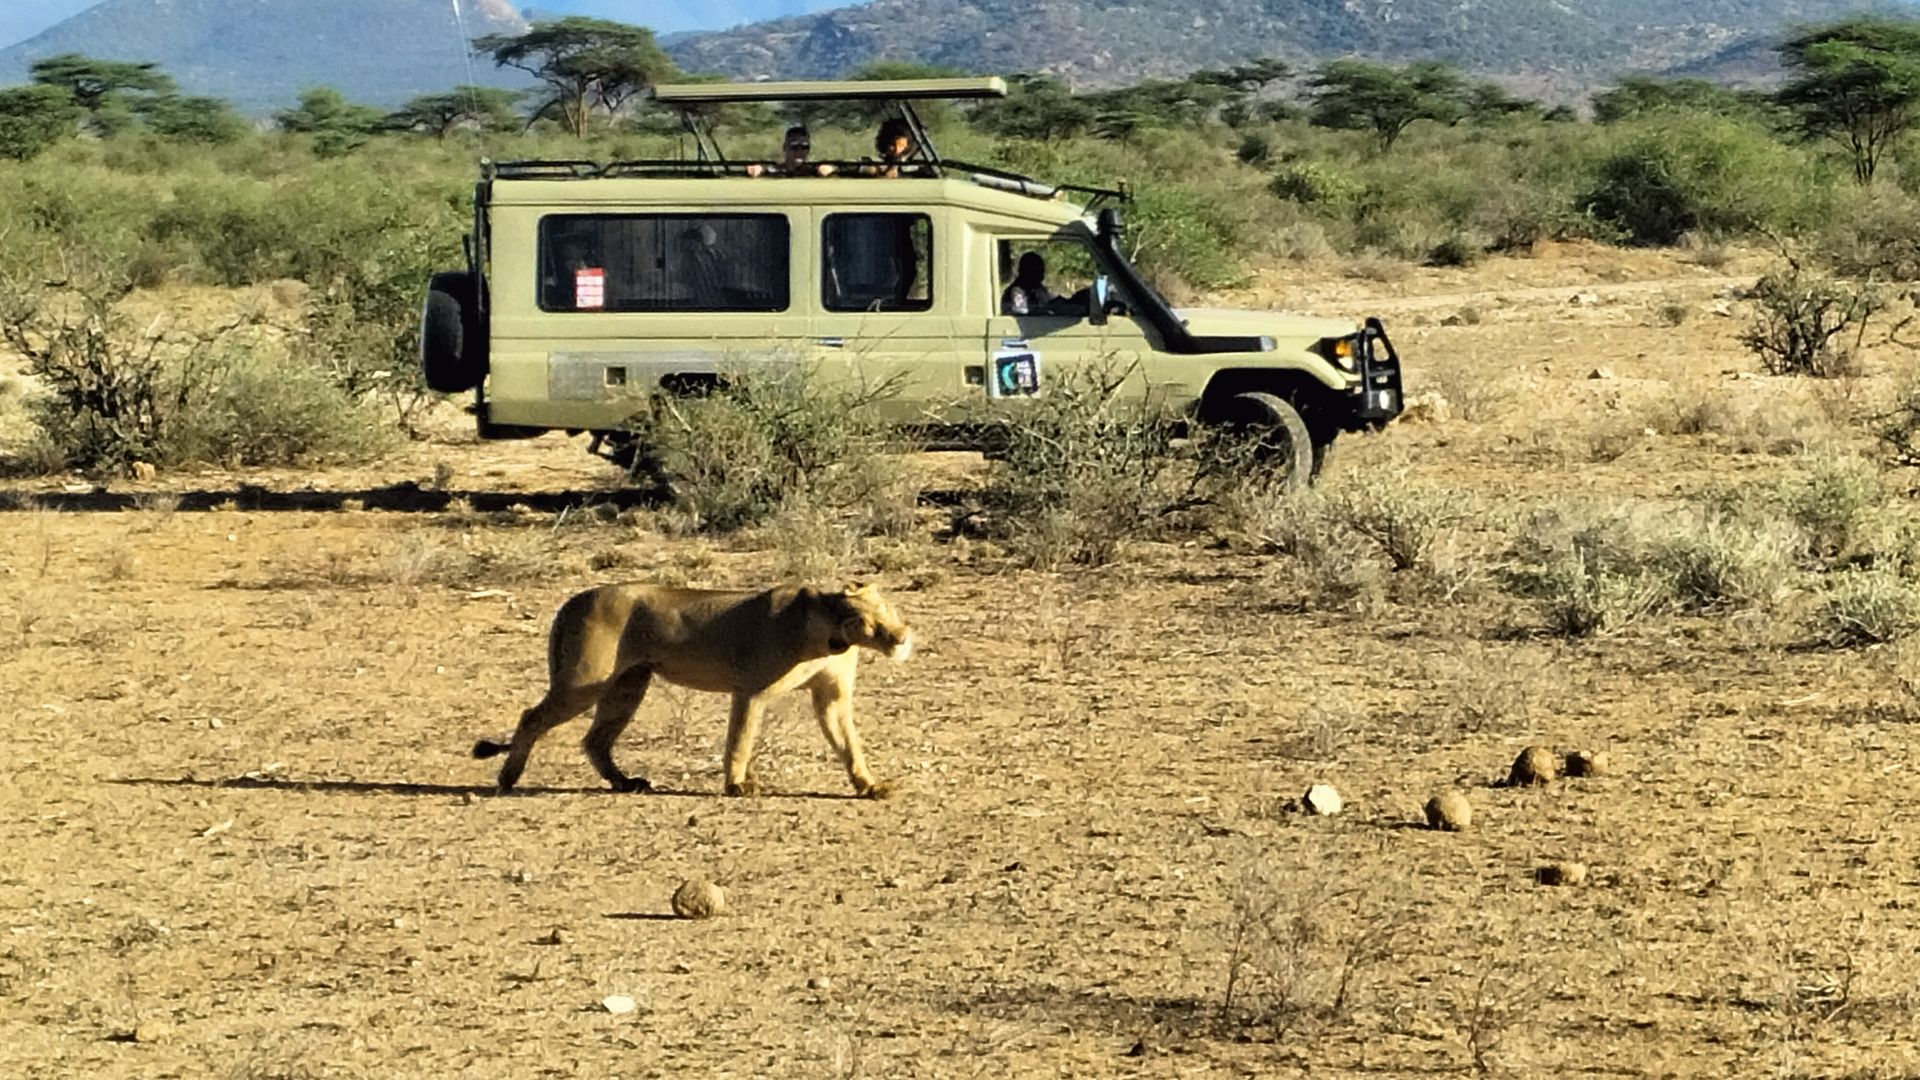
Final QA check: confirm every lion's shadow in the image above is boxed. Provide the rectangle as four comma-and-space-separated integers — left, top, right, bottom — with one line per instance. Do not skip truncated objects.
107, 775, 862, 800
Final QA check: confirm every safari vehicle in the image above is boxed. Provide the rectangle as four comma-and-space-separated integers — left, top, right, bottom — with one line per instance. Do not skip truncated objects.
419, 77, 1403, 485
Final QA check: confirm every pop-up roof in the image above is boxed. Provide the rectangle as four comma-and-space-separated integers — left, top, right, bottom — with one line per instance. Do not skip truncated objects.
650, 77, 1009, 105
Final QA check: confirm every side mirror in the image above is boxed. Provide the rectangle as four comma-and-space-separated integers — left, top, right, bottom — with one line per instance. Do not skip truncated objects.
1089, 275, 1110, 325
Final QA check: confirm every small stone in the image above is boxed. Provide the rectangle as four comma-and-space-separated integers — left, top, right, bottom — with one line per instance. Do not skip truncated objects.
1564, 749, 1610, 778
1425, 790, 1472, 832
1302, 784, 1343, 816
1508, 745, 1557, 787
537, 927, 569, 946
132, 1021, 171, 1044
1536, 861, 1588, 887
1587, 366, 1616, 380
1572, 292, 1600, 306
1710, 300, 1734, 317
268, 278, 311, 308
128, 461, 157, 482
601, 995, 637, 1015
670, 878, 728, 919
510, 869, 534, 884
807, 975, 833, 992
1397, 390, 1453, 425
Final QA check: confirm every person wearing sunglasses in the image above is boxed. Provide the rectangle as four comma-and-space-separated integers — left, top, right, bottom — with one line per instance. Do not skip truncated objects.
746, 125, 836, 177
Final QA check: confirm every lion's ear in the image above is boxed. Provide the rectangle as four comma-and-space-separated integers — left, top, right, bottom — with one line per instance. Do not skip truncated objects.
845, 581, 873, 595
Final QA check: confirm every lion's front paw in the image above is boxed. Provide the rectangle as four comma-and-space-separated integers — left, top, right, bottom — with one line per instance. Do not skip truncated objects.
723, 777, 762, 798
856, 779, 895, 801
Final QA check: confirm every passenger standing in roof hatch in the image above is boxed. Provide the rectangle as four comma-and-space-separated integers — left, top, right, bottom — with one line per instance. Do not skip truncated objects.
746, 125, 836, 178
867, 118, 915, 178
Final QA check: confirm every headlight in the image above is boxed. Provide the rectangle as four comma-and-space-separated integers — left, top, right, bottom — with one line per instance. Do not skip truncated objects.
1313, 334, 1362, 372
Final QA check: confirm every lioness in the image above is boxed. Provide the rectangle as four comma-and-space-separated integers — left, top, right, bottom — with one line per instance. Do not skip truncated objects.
473, 582, 912, 797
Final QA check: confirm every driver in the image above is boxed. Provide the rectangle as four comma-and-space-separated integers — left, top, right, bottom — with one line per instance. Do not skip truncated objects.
1000, 252, 1083, 316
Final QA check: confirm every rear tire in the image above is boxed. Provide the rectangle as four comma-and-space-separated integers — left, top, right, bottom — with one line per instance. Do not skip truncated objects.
420, 270, 486, 394
1215, 390, 1314, 490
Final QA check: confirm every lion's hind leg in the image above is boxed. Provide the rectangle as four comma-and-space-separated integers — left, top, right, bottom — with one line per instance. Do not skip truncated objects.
477, 682, 604, 793
582, 666, 654, 793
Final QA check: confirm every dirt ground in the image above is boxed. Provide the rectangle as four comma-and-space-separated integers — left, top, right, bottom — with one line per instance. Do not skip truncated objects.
5, 244, 1920, 1078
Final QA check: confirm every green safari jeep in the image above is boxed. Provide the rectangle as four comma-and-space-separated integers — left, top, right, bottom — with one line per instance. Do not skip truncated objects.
419, 77, 1403, 485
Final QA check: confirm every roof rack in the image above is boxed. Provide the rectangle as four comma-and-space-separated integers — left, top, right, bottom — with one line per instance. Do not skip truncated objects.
482, 157, 1132, 208
651, 77, 1008, 105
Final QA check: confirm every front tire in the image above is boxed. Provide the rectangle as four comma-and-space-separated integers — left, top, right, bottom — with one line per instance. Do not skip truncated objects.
1215, 390, 1314, 490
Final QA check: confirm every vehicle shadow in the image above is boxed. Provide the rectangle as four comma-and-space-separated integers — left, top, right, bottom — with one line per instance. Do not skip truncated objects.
107, 774, 863, 800
0, 482, 662, 515
0, 482, 976, 514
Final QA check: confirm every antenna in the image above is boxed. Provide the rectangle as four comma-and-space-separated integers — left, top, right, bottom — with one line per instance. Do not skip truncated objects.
448, 0, 485, 119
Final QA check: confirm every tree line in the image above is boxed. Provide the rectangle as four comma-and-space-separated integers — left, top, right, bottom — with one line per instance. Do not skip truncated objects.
1, 14, 1918, 185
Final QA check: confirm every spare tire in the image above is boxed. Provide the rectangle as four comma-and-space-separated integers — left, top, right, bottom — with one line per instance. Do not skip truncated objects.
420, 270, 486, 394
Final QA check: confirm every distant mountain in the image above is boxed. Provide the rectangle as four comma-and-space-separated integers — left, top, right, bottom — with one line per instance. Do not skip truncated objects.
0, 0, 530, 110
0, 0, 1906, 113
665, 0, 1906, 91
1664, 35, 1796, 88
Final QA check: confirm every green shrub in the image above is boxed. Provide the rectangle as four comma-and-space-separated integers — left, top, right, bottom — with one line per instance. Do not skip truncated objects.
1270, 161, 1365, 208
1652, 519, 1796, 613
1821, 568, 1920, 646
148, 176, 287, 286
0, 266, 392, 472
1777, 457, 1886, 565
982, 364, 1191, 568
1584, 114, 1825, 245
1740, 261, 1881, 378
173, 352, 397, 466
1507, 505, 1675, 636
1330, 473, 1470, 573
626, 365, 910, 536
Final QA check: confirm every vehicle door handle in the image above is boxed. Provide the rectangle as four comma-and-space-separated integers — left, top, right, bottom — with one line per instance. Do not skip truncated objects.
817, 337, 845, 348
1000, 338, 1027, 348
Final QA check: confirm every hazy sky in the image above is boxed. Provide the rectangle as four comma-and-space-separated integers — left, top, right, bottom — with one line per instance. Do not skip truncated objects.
0, 0, 846, 49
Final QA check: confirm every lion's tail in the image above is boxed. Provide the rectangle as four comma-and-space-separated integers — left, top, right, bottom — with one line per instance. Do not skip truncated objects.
473, 739, 509, 759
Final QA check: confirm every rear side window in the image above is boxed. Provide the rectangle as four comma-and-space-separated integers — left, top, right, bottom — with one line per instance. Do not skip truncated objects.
822, 213, 932, 313
538, 214, 789, 312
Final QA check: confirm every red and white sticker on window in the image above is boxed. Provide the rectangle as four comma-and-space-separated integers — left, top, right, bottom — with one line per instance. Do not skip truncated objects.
574, 267, 606, 309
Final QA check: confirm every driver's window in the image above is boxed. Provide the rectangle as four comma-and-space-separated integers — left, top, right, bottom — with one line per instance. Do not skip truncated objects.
996, 238, 1102, 319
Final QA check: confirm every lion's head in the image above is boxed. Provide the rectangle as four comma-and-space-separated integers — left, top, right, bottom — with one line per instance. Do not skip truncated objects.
807, 583, 913, 661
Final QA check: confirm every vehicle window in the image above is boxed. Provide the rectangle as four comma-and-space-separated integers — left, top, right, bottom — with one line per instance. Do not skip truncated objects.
822, 213, 932, 313
538, 214, 789, 312
996, 237, 1110, 319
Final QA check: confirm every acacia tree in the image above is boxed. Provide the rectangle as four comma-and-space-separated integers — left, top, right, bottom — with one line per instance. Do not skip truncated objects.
1192, 57, 1291, 95
276, 87, 386, 157
1307, 59, 1467, 151
137, 94, 249, 144
1777, 18, 1920, 184
972, 74, 1094, 142
1592, 76, 1763, 123
474, 17, 675, 137
0, 85, 79, 161
30, 53, 174, 134
383, 87, 522, 139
